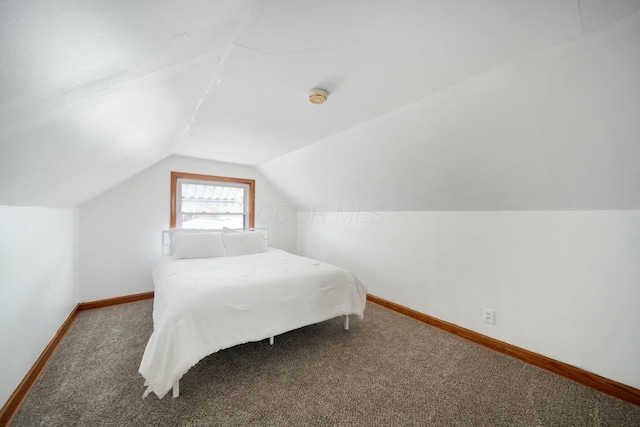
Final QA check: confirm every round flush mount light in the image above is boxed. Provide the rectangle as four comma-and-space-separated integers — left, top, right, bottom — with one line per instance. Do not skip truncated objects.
308, 88, 328, 105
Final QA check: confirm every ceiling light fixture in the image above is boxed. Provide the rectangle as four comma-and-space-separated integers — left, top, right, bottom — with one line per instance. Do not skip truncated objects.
308, 88, 328, 105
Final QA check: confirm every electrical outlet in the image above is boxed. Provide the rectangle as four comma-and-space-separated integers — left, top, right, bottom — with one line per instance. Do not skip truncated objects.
483, 308, 495, 325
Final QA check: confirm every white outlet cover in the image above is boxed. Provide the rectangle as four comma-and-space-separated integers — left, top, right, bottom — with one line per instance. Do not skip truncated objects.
483, 308, 495, 325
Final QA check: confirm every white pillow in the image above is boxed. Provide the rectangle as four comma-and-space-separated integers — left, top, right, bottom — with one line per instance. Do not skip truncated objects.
222, 231, 267, 256
171, 232, 227, 259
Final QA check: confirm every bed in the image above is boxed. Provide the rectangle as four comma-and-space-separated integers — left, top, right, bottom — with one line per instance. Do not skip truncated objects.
138, 229, 367, 399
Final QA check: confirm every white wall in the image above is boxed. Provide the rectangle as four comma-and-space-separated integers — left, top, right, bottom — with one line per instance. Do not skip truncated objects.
79, 155, 297, 302
297, 210, 640, 389
0, 206, 79, 409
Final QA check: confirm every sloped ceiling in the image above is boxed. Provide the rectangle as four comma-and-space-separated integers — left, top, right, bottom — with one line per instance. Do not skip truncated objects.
259, 12, 640, 211
1, 0, 639, 207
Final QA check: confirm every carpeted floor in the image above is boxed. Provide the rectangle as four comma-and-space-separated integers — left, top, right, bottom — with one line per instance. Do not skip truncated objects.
11, 300, 640, 426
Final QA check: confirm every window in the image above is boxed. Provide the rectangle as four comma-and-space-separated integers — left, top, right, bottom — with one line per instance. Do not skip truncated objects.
170, 171, 255, 229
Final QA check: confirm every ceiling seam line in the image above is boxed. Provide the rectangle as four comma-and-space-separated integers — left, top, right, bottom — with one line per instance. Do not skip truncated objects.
174, 0, 259, 149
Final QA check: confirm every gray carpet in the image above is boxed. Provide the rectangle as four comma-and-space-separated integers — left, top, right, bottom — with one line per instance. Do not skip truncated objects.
11, 300, 640, 426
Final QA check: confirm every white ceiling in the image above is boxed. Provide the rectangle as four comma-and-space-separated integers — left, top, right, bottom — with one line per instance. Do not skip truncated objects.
1, 0, 639, 207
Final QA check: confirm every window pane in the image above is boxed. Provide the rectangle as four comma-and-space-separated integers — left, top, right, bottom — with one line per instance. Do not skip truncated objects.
180, 214, 245, 230
171, 172, 254, 229
180, 183, 245, 214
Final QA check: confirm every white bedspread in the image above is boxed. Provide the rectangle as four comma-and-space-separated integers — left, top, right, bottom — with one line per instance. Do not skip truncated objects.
139, 248, 367, 398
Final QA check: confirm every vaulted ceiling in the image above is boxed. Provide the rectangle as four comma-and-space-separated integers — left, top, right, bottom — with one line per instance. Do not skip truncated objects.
1, 1, 639, 207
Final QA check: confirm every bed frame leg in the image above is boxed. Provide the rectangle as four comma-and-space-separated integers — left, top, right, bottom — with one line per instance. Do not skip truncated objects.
269, 336, 274, 345
173, 380, 179, 398
344, 315, 349, 330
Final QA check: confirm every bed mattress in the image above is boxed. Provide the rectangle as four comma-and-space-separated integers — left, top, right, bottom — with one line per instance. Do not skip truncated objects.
139, 248, 367, 398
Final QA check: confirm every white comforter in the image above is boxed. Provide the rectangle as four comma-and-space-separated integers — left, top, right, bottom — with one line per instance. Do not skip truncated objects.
139, 248, 367, 398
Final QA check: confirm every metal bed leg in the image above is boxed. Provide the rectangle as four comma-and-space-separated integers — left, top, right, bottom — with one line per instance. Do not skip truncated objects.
173, 380, 179, 398
269, 336, 274, 345
344, 315, 349, 330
